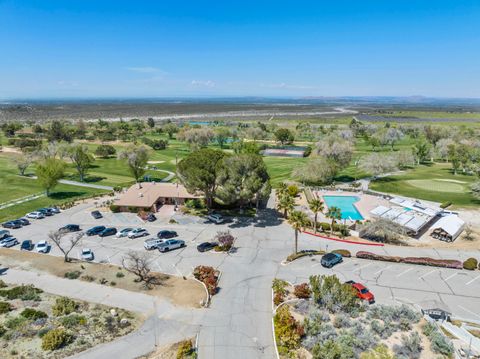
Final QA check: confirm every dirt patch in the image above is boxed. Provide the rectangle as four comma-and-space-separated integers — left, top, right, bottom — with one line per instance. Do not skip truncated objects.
0, 146, 22, 154
0, 249, 206, 308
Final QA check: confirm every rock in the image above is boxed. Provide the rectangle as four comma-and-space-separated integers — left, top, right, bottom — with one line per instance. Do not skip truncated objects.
110, 309, 117, 317
120, 318, 130, 327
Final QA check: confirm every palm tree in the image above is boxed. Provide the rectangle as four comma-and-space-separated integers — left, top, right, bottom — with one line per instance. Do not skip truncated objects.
276, 182, 288, 198
288, 210, 308, 254
277, 194, 294, 218
308, 198, 324, 233
326, 206, 342, 235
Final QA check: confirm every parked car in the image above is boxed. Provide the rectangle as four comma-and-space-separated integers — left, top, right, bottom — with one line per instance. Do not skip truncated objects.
38, 208, 54, 216
35, 240, 49, 253
116, 228, 134, 238
197, 242, 218, 252
345, 281, 375, 304
17, 218, 30, 226
0, 237, 18, 248
144, 238, 164, 250
128, 228, 149, 239
146, 213, 157, 222
20, 240, 34, 251
86, 226, 106, 236
157, 230, 178, 239
0, 230, 10, 240
320, 253, 343, 268
158, 239, 186, 252
60, 224, 81, 232
2, 220, 22, 229
81, 248, 94, 261
99, 227, 117, 237
48, 207, 60, 214
26, 211, 45, 219
207, 213, 224, 224
91, 210, 103, 219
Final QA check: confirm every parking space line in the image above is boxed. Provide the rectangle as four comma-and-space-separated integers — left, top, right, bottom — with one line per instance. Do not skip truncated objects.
466, 275, 480, 286
354, 263, 372, 272
458, 305, 480, 320
374, 265, 392, 275
444, 272, 458, 282
419, 269, 437, 280
396, 267, 414, 278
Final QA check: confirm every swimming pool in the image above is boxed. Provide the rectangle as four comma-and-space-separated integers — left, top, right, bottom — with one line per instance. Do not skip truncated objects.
323, 195, 364, 220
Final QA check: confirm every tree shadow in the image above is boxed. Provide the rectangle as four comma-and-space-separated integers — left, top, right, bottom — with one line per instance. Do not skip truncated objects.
253, 208, 283, 228
49, 191, 87, 200
83, 176, 107, 183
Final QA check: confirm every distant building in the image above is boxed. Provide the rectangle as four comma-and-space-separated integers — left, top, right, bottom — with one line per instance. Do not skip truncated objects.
114, 182, 201, 212
370, 197, 443, 236
431, 215, 465, 242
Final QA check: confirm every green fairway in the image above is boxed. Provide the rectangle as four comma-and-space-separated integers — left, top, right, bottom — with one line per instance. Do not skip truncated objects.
263, 156, 307, 186
369, 163, 480, 208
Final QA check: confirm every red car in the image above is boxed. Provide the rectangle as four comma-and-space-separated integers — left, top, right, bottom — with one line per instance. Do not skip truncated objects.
346, 281, 375, 304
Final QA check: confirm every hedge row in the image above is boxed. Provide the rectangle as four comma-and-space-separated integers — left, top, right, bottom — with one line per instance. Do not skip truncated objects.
356, 251, 463, 269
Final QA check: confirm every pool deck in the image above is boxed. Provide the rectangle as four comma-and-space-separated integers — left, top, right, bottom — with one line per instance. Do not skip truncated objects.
315, 190, 389, 221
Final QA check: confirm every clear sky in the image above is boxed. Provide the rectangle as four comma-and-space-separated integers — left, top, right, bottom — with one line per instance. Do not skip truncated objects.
1, 0, 479, 99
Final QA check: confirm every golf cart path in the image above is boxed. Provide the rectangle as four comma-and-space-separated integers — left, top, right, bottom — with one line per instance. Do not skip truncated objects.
1, 268, 205, 359
24, 176, 114, 191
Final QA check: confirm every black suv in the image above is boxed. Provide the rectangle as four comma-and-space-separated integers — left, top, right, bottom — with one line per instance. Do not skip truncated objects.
86, 226, 106, 236
38, 208, 54, 216
91, 211, 103, 219
157, 230, 178, 239
99, 227, 117, 237
20, 240, 34, 251
60, 224, 81, 232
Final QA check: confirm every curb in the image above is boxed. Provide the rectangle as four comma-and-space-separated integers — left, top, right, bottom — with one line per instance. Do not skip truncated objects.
303, 230, 385, 246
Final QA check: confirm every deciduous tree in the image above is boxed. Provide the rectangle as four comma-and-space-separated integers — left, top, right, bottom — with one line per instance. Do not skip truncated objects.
66, 144, 94, 182
118, 145, 149, 184
36, 158, 65, 196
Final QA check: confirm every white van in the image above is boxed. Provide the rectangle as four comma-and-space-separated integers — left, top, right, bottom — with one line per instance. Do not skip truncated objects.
144, 238, 164, 250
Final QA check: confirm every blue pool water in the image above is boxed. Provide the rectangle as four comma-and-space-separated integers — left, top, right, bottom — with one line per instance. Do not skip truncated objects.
323, 195, 364, 220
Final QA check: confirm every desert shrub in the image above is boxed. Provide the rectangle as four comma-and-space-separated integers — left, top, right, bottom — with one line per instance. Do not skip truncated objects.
193, 266, 219, 296
294, 283, 311, 299
0, 285, 43, 301
41, 329, 72, 351
52, 297, 78, 316
0, 301, 12, 314
312, 339, 346, 359
272, 278, 289, 295
0, 325, 6, 337
303, 320, 337, 351
463, 257, 478, 270
332, 249, 351, 258
20, 308, 48, 320
422, 322, 454, 357
309, 275, 359, 313
273, 291, 285, 306
176, 339, 194, 359
81, 275, 96, 282
38, 327, 50, 338
0, 280, 7, 288
116, 272, 125, 278
5, 316, 28, 330
64, 271, 81, 280
109, 204, 121, 213
367, 304, 420, 324
60, 314, 87, 328
360, 344, 396, 359
333, 313, 352, 329
274, 305, 304, 354
393, 331, 422, 359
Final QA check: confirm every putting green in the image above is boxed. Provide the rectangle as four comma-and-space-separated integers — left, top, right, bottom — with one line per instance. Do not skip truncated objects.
405, 179, 465, 193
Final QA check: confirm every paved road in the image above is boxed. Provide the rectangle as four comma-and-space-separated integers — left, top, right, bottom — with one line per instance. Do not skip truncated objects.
5, 198, 480, 358
25, 176, 114, 190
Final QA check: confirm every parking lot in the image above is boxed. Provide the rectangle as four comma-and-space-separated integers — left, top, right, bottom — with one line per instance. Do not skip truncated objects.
3, 202, 240, 277
278, 255, 480, 321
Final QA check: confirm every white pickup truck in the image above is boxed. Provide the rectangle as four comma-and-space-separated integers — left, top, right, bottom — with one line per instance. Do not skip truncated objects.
157, 239, 186, 253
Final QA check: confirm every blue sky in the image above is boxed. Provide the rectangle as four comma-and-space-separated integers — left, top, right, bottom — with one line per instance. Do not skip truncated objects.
1, 0, 479, 99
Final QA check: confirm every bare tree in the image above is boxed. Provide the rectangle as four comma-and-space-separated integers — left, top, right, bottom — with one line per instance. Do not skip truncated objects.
48, 230, 84, 262
122, 251, 159, 289
12, 153, 35, 176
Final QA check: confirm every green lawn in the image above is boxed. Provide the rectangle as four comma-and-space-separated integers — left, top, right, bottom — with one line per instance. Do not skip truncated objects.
369, 163, 480, 208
